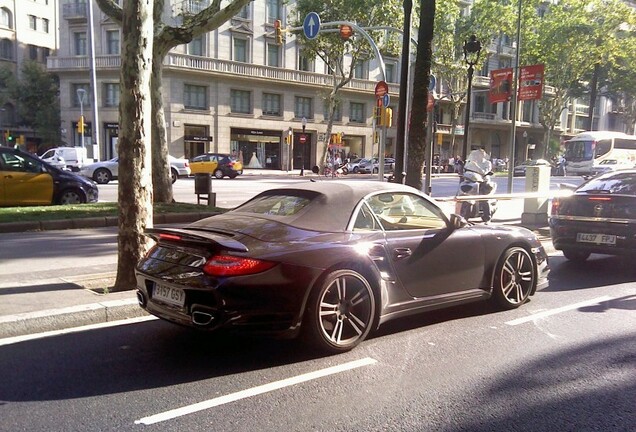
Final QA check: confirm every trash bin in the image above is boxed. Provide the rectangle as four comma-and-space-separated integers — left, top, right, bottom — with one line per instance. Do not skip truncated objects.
194, 173, 212, 195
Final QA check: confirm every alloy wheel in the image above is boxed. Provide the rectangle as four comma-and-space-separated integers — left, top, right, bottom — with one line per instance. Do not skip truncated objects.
493, 247, 535, 309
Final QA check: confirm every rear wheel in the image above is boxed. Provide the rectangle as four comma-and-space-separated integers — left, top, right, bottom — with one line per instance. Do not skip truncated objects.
213, 169, 224, 179
562, 249, 591, 262
171, 169, 178, 183
303, 269, 376, 353
93, 168, 112, 184
492, 247, 535, 309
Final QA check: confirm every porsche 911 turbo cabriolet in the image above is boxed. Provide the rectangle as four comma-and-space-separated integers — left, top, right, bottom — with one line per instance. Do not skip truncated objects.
136, 181, 549, 353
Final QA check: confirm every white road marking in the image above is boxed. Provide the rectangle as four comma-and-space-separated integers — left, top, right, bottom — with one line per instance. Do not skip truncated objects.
505, 296, 614, 326
135, 357, 378, 425
0, 316, 157, 346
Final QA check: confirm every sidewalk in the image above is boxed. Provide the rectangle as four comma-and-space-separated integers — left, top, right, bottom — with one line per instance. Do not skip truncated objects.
0, 184, 552, 341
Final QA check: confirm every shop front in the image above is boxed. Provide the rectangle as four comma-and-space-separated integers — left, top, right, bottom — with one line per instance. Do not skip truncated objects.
231, 128, 284, 170
104, 123, 119, 160
184, 124, 212, 159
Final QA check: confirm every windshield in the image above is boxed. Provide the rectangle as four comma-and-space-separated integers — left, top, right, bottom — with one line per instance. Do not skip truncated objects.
563, 140, 594, 162
578, 172, 636, 195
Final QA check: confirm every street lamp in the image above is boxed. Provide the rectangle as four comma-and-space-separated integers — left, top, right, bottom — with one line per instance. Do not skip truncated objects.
300, 117, 307, 176
76, 88, 87, 149
461, 34, 482, 164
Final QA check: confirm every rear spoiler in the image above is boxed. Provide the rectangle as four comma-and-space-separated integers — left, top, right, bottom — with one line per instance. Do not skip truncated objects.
145, 228, 249, 252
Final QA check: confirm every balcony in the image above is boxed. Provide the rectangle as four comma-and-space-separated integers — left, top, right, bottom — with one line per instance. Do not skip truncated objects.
48, 53, 401, 96
62, 2, 88, 21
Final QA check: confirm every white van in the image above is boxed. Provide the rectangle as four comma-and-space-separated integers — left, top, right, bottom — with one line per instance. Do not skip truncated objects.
40, 147, 88, 172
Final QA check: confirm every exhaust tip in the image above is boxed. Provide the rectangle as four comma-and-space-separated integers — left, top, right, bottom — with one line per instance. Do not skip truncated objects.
192, 310, 215, 326
136, 290, 146, 307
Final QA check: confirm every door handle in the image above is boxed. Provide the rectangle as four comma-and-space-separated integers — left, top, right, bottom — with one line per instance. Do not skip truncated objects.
393, 248, 412, 260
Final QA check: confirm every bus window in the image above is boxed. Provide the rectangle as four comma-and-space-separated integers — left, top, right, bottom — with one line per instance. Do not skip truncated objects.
615, 138, 636, 150
594, 139, 612, 158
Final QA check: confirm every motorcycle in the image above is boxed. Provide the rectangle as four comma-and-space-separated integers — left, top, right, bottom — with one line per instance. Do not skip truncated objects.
457, 166, 498, 223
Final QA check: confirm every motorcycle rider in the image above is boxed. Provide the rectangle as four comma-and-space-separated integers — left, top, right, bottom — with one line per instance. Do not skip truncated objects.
458, 147, 497, 222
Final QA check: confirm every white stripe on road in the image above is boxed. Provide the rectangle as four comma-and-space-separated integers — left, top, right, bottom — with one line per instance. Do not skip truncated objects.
505, 296, 614, 326
135, 357, 378, 425
0, 316, 157, 347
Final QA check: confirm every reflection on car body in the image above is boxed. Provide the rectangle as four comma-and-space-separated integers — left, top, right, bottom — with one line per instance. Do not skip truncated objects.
136, 181, 549, 353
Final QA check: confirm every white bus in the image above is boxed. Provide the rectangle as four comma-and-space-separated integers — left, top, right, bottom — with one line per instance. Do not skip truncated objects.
563, 131, 636, 175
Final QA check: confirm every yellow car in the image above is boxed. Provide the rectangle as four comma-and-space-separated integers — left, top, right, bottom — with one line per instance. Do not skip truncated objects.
0, 147, 99, 206
189, 153, 243, 179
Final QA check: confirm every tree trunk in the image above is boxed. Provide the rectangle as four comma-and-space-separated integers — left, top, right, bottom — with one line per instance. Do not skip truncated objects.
405, 0, 435, 190
587, 63, 600, 131
151, 44, 173, 203
113, 0, 154, 292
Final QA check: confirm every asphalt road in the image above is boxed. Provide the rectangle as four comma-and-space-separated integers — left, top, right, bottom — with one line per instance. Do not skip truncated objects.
1, 253, 634, 431
95, 174, 586, 208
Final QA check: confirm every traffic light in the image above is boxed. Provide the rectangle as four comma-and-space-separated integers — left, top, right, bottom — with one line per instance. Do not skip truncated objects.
374, 106, 382, 126
274, 20, 283, 45
77, 115, 85, 134
380, 107, 393, 128
6, 130, 13, 143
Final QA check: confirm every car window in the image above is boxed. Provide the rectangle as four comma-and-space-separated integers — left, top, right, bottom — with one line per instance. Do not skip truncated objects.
352, 203, 381, 231
237, 194, 312, 216
363, 192, 447, 231
578, 172, 636, 195
1, 152, 42, 173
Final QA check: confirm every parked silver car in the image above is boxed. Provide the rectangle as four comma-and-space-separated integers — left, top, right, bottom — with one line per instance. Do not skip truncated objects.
80, 155, 190, 184
358, 157, 395, 174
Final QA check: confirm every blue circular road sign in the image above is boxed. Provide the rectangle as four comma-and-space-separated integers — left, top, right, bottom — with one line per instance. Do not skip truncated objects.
303, 12, 321, 40
382, 93, 390, 107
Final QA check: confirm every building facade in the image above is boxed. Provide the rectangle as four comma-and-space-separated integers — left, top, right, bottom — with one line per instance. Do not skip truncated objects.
0, 0, 59, 146
49, 0, 402, 168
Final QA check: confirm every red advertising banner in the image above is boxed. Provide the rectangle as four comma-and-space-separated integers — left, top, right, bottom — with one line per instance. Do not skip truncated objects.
518, 64, 545, 101
489, 68, 513, 104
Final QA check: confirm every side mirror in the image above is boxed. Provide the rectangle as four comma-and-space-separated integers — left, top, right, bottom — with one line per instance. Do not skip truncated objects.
450, 213, 468, 230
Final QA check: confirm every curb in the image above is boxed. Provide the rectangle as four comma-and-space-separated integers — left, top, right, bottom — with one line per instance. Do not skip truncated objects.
0, 297, 147, 339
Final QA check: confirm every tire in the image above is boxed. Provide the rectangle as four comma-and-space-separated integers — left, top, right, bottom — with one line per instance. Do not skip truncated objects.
93, 168, 112, 184
171, 169, 178, 183
562, 249, 591, 262
492, 247, 536, 309
460, 201, 473, 219
372, 167, 379, 174
303, 269, 376, 353
58, 189, 84, 205
341, 167, 349, 175
352, 167, 359, 174
213, 169, 224, 179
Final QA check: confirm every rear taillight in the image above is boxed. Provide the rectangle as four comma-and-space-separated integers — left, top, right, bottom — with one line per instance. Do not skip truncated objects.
588, 196, 612, 201
203, 255, 276, 277
159, 233, 182, 241
551, 198, 560, 216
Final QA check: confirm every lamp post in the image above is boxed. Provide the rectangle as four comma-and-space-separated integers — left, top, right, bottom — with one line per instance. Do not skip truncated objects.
76, 88, 87, 149
300, 117, 307, 176
461, 34, 482, 164
287, 127, 293, 172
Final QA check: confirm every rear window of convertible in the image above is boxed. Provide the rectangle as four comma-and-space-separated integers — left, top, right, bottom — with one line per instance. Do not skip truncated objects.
236, 194, 312, 216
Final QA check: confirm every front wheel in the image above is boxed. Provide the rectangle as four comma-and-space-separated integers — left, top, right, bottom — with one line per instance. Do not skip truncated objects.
492, 247, 536, 309
93, 168, 112, 184
58, 189, 84, 205
303, 269, 376, 353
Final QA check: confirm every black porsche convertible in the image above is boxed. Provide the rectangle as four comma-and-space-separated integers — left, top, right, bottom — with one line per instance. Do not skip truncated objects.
135, 181, 549, 353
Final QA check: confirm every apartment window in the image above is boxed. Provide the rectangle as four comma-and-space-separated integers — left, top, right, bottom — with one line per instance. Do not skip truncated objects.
29, 45, 38, 60
184, 84, 207, 110
267, 0, 281, 23
298, 53, 314, 72
295, 96, 313, 119
103, 83, 120, 107
72, 84, 91, 108
43, 47, 50, 59
385, 63, 396, 83
233, 38, 248, 62
28, 15, 37, 30
267, 43, 280, 67
350, 102, 365, 123
0, 8, 12, 28
262, 93, 281, 116
187, 35, 203, 56
236, 3, 250, 19
324, 102, 342, 122
0, 39, 12, 60
231, 89, 251, 114
353, 61, 366, 79
74, 32, 87, 56
106, 30, 119, 55
42, 18, 49, 33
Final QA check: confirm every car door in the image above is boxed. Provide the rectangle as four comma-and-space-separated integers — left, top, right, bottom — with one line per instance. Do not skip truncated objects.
0, 152, 54, 206
367, 192, 486, 298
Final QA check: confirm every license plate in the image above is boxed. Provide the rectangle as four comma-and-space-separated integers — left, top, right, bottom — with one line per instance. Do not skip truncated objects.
153, 283, 186, 307
576, 233, 616, 245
